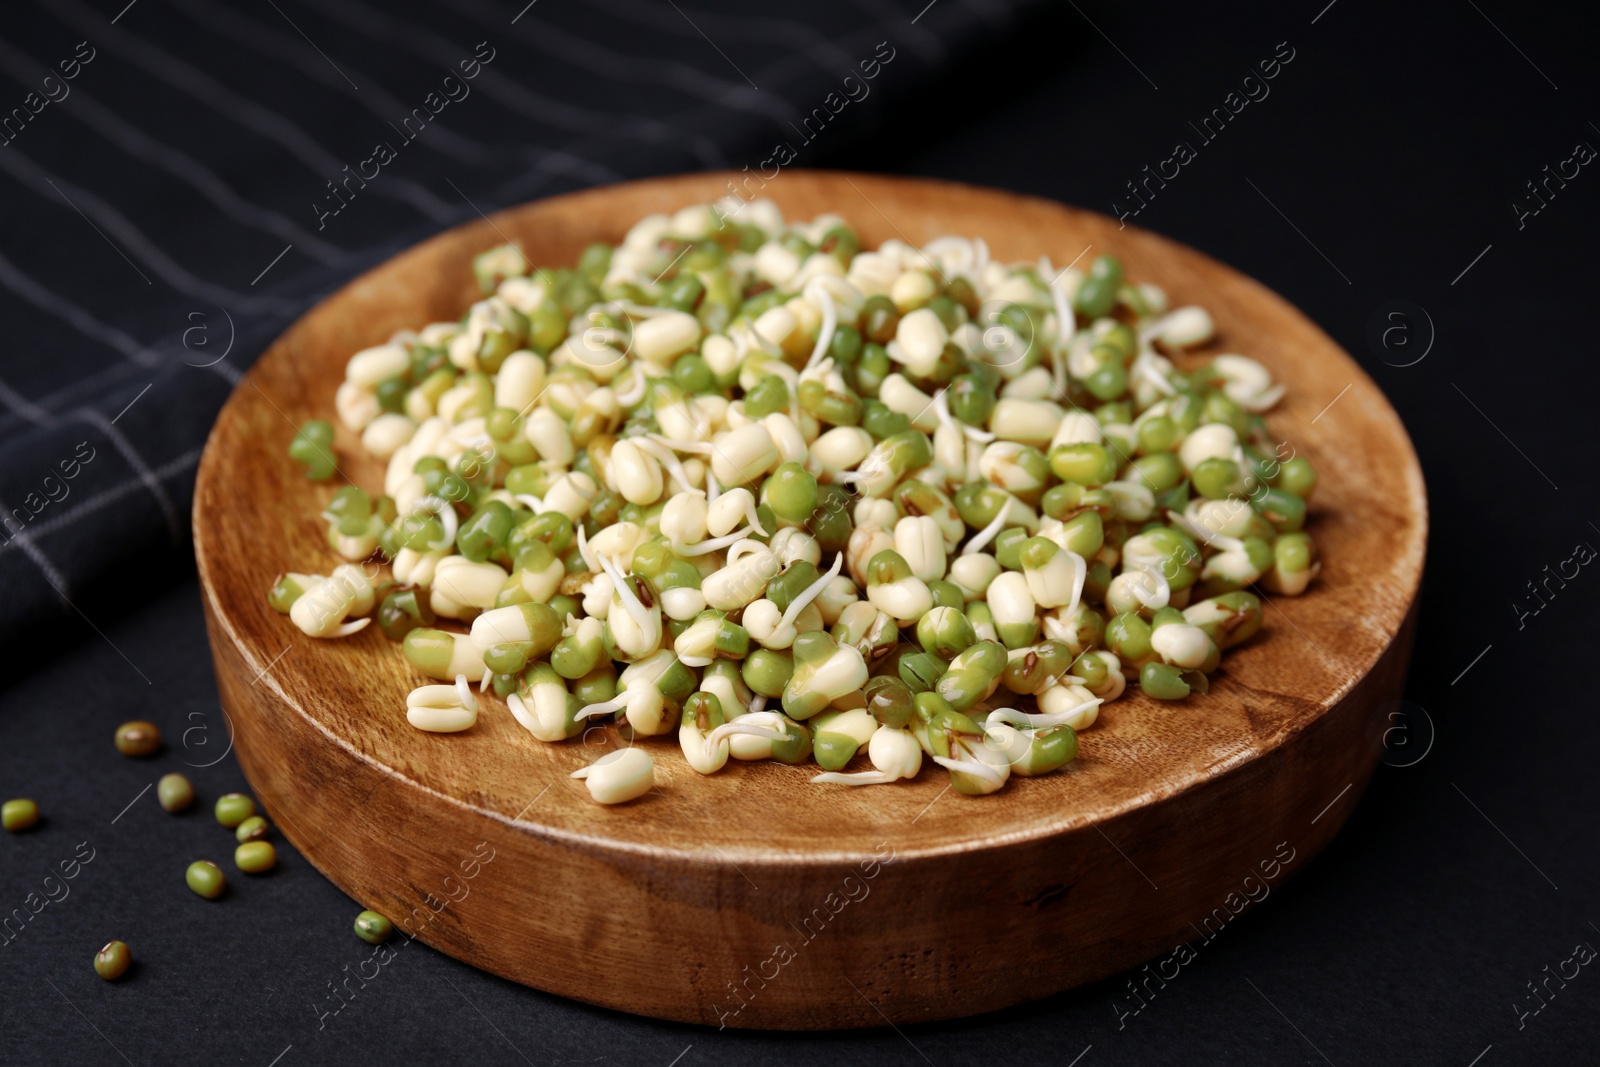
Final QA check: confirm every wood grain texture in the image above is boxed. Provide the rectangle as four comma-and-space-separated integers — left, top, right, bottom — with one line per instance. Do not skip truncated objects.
193, 171, 1427, 1029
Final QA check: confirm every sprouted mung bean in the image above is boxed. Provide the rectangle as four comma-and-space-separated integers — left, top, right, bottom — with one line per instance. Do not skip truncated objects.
270, 199, 1321, 801
572, 747, 655, 805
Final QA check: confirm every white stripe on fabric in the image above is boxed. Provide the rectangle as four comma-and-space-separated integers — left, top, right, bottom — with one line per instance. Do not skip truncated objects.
171, 0, 619, 185
0, 363, 142, 441
0, 36, 348, 266
843, 0, 948, 62
305, 0, 724, 166
0, 248, 163, 367
44, 0, 457, 222
585, 0, 857, 69
167, 0, 498, 167
0, 150, 298, 316
73, 409, 183, 541
0, 356, 240, 439
439, 0, 793, 123
0, 377, 51, 424
0, 487, 153, 683
309, 0, 647, 132
487, 20, 894, 207
0, 449, 201, 561
506, 19, 893, 207
0, 492, 73, 592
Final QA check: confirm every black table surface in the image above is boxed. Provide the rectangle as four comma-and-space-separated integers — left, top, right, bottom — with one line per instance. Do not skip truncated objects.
6, 2, 1600, 1064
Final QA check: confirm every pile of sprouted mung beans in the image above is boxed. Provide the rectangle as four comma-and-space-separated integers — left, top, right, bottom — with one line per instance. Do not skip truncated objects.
271, 198, 1321, 803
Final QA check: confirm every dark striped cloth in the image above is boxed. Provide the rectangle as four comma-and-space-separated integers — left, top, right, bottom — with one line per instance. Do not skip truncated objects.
0, 0, 1038, 656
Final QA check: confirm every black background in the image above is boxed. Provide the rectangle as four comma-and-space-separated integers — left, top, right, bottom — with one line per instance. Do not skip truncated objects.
4, 1, 1600, 1064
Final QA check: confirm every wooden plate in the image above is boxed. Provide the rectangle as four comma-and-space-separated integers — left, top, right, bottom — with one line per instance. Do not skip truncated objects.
194, 171, 1426, 1029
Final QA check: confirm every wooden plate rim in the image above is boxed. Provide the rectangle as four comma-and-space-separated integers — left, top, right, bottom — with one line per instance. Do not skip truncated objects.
194, 169, 1428, 865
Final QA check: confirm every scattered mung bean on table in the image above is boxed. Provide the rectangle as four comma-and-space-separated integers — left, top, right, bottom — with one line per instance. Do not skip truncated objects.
354, 910, 393, 944
234, 815, 270, 843
186, 860, 226, 899
114, 721, 161, 758
2, 798, 39, 831
157, 773, 194, 813
235, 841, 277, 874
214, 793, 255, 829
94, 940, 132, 981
